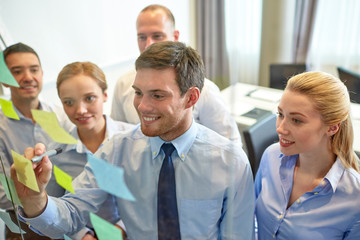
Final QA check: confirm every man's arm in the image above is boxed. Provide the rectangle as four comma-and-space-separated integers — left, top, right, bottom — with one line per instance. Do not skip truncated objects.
220, 151, 255, 240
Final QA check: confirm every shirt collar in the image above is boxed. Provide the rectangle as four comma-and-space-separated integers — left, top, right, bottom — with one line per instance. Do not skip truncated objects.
280, 153, 345, 193
323, 158, 345, 192
11, 100, 43, 121
150, 120, 198, 161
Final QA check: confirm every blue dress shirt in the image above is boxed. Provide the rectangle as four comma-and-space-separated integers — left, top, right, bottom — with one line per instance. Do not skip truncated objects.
0, 100, 73, 209
21, 122, 254, 240
45, 115, 134, 239
255, 143, 360, 240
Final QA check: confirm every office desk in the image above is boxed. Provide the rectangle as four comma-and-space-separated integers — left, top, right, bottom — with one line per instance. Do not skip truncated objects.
221, 82, 360, 152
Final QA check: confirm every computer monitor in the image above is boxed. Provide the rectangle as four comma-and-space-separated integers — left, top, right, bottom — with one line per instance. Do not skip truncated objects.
337, 67, 360, 104
269, 63, 307, 90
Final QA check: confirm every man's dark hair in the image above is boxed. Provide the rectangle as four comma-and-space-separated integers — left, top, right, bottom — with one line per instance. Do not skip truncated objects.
3, 42, 41, 65
135, 41, 205, 96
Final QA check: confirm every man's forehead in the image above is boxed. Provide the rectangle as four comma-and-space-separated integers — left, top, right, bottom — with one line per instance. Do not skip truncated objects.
6, 52, 40, 66
134, 68, 178, 89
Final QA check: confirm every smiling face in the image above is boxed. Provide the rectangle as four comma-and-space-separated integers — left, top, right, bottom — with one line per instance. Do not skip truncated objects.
276, 90, 333, 157
136, 9, 179, 53
133, 68, 197, 141
5, 52, 43, 104
58, 74, 107, 134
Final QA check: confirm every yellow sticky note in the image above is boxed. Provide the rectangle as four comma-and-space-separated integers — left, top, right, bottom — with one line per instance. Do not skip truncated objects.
11, 150, 39, 192
0, 98, 20, 120
53, 165, 75, 194
31, 109, 77, 144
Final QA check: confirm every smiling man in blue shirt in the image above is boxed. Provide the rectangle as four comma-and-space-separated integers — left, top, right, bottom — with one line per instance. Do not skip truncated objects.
11, 41, 254, 240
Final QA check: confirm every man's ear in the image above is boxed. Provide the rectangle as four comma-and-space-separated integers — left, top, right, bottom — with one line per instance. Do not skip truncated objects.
184, 87, 200, 109
327, 123, 340, 136
173, 30, 180, 41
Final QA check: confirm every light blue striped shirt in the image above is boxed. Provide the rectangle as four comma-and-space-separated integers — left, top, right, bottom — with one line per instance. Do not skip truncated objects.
21, 121, 254, 240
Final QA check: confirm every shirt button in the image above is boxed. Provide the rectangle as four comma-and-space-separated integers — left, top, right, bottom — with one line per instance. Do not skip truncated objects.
321, 180, 326, 185
278, 214, 283, 219
181, 154, 184, 158
153, 151, 156, 155
314, 192, 319, 195
273, 234, 276, 238
296, 199, 301, 203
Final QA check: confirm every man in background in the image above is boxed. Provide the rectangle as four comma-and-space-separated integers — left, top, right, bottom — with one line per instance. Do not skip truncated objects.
111, 4, 241, 143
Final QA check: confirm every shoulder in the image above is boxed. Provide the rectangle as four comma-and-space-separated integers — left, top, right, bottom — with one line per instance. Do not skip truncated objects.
115, 69, 136, 87
96, 125, 147, 162
258, 143, 283, 171
201, 78, 221, 95
106, 115, 136, 132
194, 123, 246, 159
342, 167, 360, 189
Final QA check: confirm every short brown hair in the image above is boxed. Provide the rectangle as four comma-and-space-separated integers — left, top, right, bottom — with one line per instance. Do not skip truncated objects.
135, 41, 205, 96
3, 42, 41, 65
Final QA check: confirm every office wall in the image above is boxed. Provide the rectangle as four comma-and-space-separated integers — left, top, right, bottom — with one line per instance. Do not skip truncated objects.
0, 0, 192, 114
258, 0, 296, 87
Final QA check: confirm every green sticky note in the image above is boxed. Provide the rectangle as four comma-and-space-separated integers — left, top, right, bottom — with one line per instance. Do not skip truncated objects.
64, 234, 72, 240
0, 98, 20, 120
90, 212, 123, 240
31, 109, 77, 144
53, 165, 75, 194
11, 150, 40, 192
0, 51, 19, 87
0, 173, 22, 206
0, 209, 26, 234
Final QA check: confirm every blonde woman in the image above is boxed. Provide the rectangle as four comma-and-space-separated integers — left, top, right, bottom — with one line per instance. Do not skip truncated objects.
255, 71, 360, 239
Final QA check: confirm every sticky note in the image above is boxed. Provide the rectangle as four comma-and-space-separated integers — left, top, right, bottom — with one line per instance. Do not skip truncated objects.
0, 51, 19, 87
0, 209, 26, 234
53, 165, 75, 194
0, 173, 22, 206
11, 150, 40, 192
0, 98, 20, 120
64, 234, 72, 240
31, 109, 77, 144
90, 212, 123, 240
87, 154, 135, 201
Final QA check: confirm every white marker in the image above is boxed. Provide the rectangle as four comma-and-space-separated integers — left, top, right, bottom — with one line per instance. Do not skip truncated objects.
31, 148, 63, 163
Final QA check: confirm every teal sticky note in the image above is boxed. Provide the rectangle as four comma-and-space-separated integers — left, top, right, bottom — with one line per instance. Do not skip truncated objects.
87, 154, 135, 201
0, 51, 20, 87
0, 173, 22, 206
0, 209, 26, 234
90, 212, 123, 240
63, 234, 72, 240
